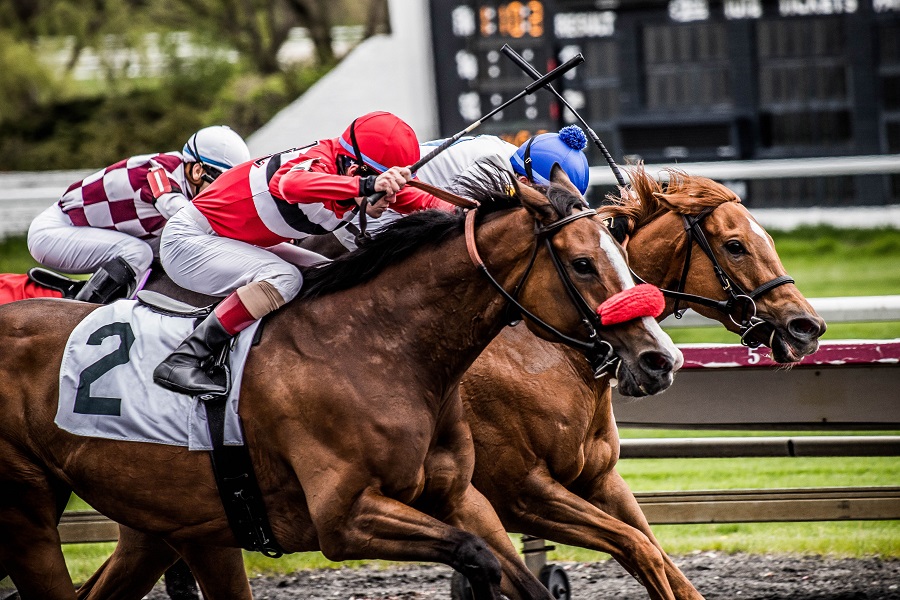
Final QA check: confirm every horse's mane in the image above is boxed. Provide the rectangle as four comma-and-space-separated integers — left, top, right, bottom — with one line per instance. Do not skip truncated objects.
598, 164, 741, 236
299, 165, 584, 300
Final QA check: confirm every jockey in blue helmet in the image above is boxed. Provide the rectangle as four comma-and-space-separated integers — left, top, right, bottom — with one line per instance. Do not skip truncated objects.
509, 125, 590, 195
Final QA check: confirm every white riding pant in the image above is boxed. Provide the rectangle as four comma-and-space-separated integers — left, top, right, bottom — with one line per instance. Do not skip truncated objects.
159, 204, 328, 301
27, 203, 155, 280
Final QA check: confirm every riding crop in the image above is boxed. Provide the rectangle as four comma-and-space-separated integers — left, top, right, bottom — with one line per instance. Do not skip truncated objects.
500, 44, 626, 187
363, 52, 586, 208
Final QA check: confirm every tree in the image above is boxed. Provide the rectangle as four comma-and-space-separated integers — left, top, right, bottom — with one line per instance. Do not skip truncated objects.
364, 0, 390, 38
173, 0, 338, 74
284, 0, 335, 66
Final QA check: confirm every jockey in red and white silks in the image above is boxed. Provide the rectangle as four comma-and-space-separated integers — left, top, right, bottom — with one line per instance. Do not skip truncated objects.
26, 126, 250, 304
154, 111, 453, 397
333, 126, 591, 252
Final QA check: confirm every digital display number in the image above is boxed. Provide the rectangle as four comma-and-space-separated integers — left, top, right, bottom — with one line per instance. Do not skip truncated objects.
501, 129, 549, 146
480, 1, 545, 38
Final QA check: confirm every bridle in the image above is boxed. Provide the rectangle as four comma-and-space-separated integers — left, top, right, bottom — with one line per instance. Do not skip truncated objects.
632, 205, 794, 348
465, 208, 619, 378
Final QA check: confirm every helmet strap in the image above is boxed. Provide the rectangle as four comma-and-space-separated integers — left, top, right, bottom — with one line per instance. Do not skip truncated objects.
348, 118, 366, 169
187, 130, 224, 186
523, 136, 536, 182
348, 118, 377, 247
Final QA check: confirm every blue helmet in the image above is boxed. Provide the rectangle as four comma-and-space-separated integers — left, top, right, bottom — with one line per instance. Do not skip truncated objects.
509, 125, 590, 195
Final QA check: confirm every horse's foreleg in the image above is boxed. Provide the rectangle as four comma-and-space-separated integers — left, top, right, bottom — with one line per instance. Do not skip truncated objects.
591, 470, 704, 600
76, 525, 178, 600
505, 469, 681, 600
443, 483, 555, 600
175, 544, 251, 600
309, 487, 507, 600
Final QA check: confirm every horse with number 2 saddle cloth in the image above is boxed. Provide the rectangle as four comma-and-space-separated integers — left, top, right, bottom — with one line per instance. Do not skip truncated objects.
0, 166, 681, 600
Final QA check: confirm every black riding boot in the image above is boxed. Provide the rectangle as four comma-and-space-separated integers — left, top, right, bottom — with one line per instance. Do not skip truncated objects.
74, 257, 136, 304
153, 311, 232, 397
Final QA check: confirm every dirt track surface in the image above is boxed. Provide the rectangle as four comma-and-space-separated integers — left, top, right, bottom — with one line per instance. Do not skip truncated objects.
143, 552, 900, 599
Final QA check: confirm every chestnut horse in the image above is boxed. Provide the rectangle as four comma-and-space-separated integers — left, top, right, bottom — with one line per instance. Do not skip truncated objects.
459, 167, 825, 600
75, 166, 825, 600
0, 167, 681, 600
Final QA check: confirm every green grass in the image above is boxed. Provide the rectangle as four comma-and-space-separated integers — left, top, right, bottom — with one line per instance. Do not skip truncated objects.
1, 226, 898, 582
547, 522, 900, 560
0, 236, 41, 273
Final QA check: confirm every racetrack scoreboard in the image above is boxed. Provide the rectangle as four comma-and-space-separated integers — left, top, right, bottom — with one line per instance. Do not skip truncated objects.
428, 1, 561, 147
428, 0, 900, 207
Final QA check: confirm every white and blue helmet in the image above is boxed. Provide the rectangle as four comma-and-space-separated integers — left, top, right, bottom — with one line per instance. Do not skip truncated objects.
182, 125, 251, 175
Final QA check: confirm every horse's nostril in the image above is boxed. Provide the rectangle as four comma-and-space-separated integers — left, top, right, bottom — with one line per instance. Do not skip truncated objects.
788, 316, 826, 340
640, 350, 674, 375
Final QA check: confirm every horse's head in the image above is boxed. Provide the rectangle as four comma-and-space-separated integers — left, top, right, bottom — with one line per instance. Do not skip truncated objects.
607, 166, 826, 363
481, 164, 682, 397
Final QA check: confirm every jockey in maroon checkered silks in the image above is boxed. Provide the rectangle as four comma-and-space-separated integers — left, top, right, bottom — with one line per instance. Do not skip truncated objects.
26, 126, 250, 304
153, 111, 454, 397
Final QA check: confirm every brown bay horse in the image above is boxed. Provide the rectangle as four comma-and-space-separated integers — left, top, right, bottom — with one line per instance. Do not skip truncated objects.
459, 167, 826, 599
0, 167, 681, 600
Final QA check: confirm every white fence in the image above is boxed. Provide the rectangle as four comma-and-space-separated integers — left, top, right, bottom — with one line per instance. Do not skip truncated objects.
589, 153, 900, 229
3, 155, 900, 238
38, 26, 365, 81
662, 295, 900, 328
0, 170, 91, 240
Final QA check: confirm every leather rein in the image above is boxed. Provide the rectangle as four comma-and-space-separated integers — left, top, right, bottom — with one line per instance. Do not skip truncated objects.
465, 208, 619, 378
631, 205, 794, 348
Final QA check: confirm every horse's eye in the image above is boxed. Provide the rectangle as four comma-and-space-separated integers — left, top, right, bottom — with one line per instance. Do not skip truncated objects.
572, 258, 595, 275
724, 240, 746, 255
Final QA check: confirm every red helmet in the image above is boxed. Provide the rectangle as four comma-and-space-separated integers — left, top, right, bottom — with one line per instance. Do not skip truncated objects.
337, 111, 420, 173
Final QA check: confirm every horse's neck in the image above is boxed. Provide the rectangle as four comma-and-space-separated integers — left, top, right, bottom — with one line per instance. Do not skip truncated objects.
628, 212, 689, 319
275, 211, 536, 389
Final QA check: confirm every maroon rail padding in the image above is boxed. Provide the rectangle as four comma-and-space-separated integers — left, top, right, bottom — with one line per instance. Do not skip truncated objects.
679, 340, 900, 369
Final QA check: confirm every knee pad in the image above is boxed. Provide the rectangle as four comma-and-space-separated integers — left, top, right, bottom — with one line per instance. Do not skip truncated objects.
235, 281, 286, 320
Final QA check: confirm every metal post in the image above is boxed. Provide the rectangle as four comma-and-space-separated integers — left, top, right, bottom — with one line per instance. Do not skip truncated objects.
521, 535, 552, 576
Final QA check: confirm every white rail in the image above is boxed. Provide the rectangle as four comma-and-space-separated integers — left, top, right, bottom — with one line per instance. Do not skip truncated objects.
590, 154, 900, 229
589, 154, 900, 185
0, 170, 92, 239
3, 155, 900, 238
661, 295, 900, 328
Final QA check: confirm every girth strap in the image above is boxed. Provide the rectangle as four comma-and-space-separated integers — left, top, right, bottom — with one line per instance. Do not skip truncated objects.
205, 399, 284, 558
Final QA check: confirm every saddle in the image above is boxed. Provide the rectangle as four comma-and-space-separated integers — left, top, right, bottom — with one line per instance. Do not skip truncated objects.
136, 290, 213, 318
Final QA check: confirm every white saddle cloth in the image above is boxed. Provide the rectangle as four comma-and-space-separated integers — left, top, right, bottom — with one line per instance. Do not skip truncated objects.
55, 300, 261, 450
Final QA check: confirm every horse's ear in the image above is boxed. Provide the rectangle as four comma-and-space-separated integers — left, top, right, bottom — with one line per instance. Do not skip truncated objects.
549, 163, 582, 197
519, 185, 559, 225
652, 191, 679, 212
